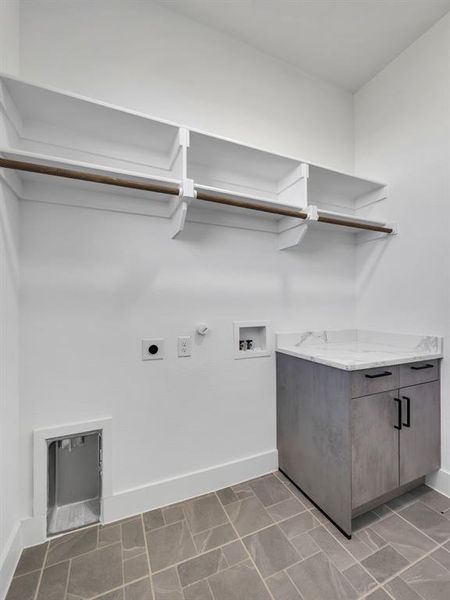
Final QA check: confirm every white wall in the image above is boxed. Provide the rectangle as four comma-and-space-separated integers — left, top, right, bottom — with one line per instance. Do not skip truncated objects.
0, 185, 20, 597
19, 203, 355, 522
0, 0, 21, 595
16, 0, 357, 528
355, 14, 450, 493
19, 0, 353, 172
0, 0, 19, 74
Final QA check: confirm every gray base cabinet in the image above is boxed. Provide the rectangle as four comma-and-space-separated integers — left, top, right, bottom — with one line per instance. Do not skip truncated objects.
276, 354, 441, 536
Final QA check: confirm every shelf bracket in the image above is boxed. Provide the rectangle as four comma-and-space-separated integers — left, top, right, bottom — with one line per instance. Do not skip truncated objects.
278, 205, 319, 250
357, 221, 399, 244
170, 178, 196, 239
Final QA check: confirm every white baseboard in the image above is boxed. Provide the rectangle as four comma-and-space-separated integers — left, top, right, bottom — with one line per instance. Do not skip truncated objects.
426, 468, 450, 497
103, 449, 278, 523
0, 523, 22, 600
19, 449, 278, 548
20, 516, 46, 550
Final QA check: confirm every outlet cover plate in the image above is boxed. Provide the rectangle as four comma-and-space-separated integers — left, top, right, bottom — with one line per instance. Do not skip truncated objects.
142, 338, 164, 360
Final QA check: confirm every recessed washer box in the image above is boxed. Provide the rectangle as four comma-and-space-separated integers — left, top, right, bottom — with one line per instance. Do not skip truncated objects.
234, 321, 271, 359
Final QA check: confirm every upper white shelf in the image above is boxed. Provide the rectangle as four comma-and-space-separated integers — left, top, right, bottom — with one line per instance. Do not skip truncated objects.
188, 132, 307, 208
0, 73, 390, 236
308, 165, 386, 214
0, 74, 187, 181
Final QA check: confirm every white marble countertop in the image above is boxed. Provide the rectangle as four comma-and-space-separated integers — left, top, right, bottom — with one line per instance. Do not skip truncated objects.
276, 329, 443, 371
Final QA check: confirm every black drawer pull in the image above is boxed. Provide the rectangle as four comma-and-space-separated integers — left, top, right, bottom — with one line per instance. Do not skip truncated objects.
411, 363, 434, 370
402, 396, 411, 428
394, 398, 402, 430
365, 371, 392, 379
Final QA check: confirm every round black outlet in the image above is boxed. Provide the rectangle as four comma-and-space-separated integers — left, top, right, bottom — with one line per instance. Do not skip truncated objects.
148, 344, 159, 355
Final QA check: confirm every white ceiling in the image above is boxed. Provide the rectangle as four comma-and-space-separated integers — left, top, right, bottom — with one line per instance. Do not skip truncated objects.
159, 0, 450, 91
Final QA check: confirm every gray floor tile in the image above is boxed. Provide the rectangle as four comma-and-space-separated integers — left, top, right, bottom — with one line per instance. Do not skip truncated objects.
221, 540, 248, 566
183, 579, 213, 600
143, 509, 164, 531
309, 507, 330, 525
385, 576, 423, 599
286, 552, 358, 600
249, 474, 292, 507
273, 471, 291, 486
123, 554, 149, 583
274, 473, 315, 509
352, 510, 383, 531
356, 528, 387, 552
182, 493, 228, 534
163, 504, 184, 525
242, 524, 300, 578
121, 517, 145, 560
400, 502, 450, 543
5, 571, 40, 600
431, 547, 450, 571
342, 563, 377, 595
14, 542, 48, 576
224, 496, 273, 536
373, 504, 394, 518
279, 511, 320, 539
287, 487, 314, 509
361, 545, 409, 583
401, 556, 450, 600
67, 542, 123, 598
216, 487, 238, 506
8, 477, 448, 600
177, 548, 227, 587
146, 520, 197, 572
323, 522, 383, 560
409, 485, 450, 514
152, 567, 182, 600
124, 577, 152, 600
36, 560, 70, 600
266, 570, 302, 599
370, 513, 436, 562
96, 589, 124, 600
208, 561, 271, 600
266, 497, 306, 522
121, 518, 146, 559
99, 523, 121, 548
308, 526, 355, 570
193, 523, 236, 553
231, 481, 255, 500
290, 531, 321, 559
387, 492, 418, 512
46, 526, 97, 566
367, 590, 392, 600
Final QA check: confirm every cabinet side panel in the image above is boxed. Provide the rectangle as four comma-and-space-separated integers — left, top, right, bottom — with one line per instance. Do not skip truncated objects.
276, 353, 352, 534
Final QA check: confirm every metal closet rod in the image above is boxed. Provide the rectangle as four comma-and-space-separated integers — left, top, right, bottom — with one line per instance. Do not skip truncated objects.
0, 158, 393, 234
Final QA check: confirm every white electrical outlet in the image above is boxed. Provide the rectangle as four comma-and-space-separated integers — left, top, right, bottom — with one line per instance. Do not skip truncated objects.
142, 339, 164, 360
177, 336, 191, 357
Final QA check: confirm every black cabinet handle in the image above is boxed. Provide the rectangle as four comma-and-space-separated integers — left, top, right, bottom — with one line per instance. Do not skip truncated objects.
365, 371, 392, 379
394, 398, 402, 430
402, 396, 411, 428
411, 364, 434, 370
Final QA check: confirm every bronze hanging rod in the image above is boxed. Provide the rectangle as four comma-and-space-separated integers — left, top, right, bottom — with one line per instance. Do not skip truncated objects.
0, 157, 393, 234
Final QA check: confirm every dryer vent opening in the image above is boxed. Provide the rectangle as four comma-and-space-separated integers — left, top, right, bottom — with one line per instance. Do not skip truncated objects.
47, 430, 102, 536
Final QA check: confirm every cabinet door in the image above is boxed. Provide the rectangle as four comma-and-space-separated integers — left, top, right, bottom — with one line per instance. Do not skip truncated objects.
400, 381, 440, 486
352, 391, 399, 509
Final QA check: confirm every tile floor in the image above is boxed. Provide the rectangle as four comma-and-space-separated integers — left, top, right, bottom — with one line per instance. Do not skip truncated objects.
6, 473, 450, 600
